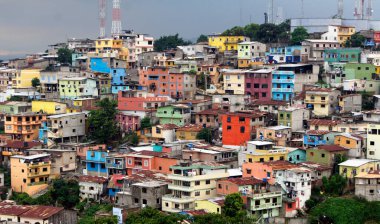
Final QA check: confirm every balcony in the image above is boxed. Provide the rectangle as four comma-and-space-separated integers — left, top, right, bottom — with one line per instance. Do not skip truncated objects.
272, 88, 294, 93
106, 163, 124, 169
248, 191, 282, 200
168, 184, 194, 192
305, 98, 328, 104
253, 203, 282, 210
28, 171, 48, 178
272, 79, 294, 84
27, 181, 48, 186
162, 194, 194, 203
27, 162, 50, 168
168, 172, 229, 182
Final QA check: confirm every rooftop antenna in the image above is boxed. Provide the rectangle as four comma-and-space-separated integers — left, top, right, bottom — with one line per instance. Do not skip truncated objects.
337, 0, 344, 18
111, 0, 122, 36
99, 0, 106, 38
301, 0, 304, 19
268, 0, 274, 23
367, 0, 373, 19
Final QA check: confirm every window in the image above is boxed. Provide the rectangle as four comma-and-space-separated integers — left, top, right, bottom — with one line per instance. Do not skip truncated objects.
370, 141, 375, 146
346, 140, 350, 144
195, 191, 200, 196
321, 153, 325, 158
195, 181, 200, 185
227, 126, 231, 131
144, 160, 148, 167
218, 184, 222, 189
134, 198, 139, 203
128, 158, 132, 165
142, 188, 147, 193
227, 117, 231, 123
246, 169, 252, 174
240, 126, 245, 133
206, 180, 211, 185
43, 168, 47, 172
206, 190, 210, 195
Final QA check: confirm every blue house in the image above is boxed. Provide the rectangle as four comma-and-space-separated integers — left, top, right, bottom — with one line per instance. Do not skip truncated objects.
303, 130, 339, 148
90, 57, 111, 73
85, 150, 108, 177
272, 70, 295, 101
111, 68, 127, 86
287, 148, 306, 164
285, 46, 302, 63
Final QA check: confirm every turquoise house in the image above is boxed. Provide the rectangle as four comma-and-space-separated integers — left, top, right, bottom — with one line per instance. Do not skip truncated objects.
156, 104, 191, 126
287, 148, 306, 164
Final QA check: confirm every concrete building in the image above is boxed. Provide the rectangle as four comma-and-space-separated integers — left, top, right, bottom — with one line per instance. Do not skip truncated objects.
305, 88, 341, 117
13, 69, 41, 89
338, 94, 362, 113
367, 124, 380, 160
79, 175, 108, 202
11, 154, 51, 196
222, 69, 246, 95
339, 159, 380, 180
355, 170, 380, 201
58, 77, 98, 99
278, 107, 309, 131
334, 133, 366, 158
4, 112, 47, 141
256, 126, 292, 147
162, 162, 229, 213
321, 25, 356, 44
156, 104, 191, 127
363, 110, 380, 123
0, 101, 31, 115
241, 141, 288, 166
245, 69, 272, 101
125, 181, 169, 209
212, 94, 250, 112
32, 100, 67, 115
195, 109, 224, 128
301, 39, 340, 62
116, 112, 140, 133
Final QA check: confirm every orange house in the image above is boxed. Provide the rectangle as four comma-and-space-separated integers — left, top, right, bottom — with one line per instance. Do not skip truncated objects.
4, 113, 47, 141
242, 161, 298, 184
125, 151, 178, 175
222, 112, 265, 146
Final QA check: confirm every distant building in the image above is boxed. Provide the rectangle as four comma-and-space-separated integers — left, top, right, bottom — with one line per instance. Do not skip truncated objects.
79, 175, 108, 202
355, 170, 380, 201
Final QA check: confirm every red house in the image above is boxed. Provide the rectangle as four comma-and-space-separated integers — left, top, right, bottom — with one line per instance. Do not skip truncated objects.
245, 69, 272, 101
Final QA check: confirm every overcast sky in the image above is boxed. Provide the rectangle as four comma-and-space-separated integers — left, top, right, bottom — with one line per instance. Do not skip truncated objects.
0, 0, 377, 58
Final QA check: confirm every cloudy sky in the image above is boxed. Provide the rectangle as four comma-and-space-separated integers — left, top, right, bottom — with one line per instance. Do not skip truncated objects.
0, 0, 377, 58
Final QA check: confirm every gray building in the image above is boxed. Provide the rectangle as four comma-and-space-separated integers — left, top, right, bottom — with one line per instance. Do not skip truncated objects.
355, 170, 380, 201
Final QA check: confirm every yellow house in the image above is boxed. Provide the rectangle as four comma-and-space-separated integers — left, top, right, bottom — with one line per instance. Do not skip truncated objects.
304, 88, 340, 117
245, 147, 288, 163
208, 35, 250, 52
337, 26, 356, 44
11, 154, 51, 196
195, 197, 225, 214
339, 159, 380, 179
95, 38, 123, 53
32, 101, 67, 115
13, 69, 41, 88
175, 124, 203, 141
222, 69, 246, 95
334, 133, 365, 158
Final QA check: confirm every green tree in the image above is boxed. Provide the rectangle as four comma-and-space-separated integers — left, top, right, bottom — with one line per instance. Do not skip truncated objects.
50, 179, 80, 209
222, 193, 245, 218
291, 26, 308, 45
321, 174, 347, 196
196, 128, 212, 143
361, 91, 375, 110
154, 34, 192, 51
31, 77, 40, 88
197, 34, 208, 43
222, 26, 245, 36
140, 117, 152, 129
95, 216, 118, 224
243, 23, 260, 40
125, 207, 186, 224
57, 47, 73, 64
309, 198, 367, 224
197, 72, 210, 90
344, 33, 365, 47
88, 98, 119, 144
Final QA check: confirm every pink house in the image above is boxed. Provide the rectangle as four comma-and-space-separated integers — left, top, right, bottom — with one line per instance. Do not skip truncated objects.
117, 90, 169, 112
116, 112, 140, 133
245, 69, 272, 101
242, 161, 298, 184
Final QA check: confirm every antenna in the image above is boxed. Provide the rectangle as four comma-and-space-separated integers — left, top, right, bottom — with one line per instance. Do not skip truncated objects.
337, 0, 343, 19
99, 0, 106, 38
268, 0, 274, 23
367, 0, 373, 19
301, 0, 304, 19
111, 0, 122, 36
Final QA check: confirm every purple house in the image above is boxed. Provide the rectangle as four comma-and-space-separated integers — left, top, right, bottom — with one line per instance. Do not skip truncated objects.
245, 69, 272, 101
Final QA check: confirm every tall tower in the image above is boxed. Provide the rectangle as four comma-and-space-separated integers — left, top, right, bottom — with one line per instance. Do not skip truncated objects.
111, 0, 122, 36
337, 0, 343, 19
367, 0, 373, 19
354, 0, 365, 19
99, 0, 106, 38
267, 0, 274, 23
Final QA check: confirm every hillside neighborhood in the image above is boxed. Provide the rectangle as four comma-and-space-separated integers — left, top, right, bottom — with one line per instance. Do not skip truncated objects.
2, 2, 380, 224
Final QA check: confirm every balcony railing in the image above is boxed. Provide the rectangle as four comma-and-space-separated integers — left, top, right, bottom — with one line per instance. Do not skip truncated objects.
272, 79, 294, 84
272, 88, 294, 93
162, 194, 194, 203
106, 163, 124, 169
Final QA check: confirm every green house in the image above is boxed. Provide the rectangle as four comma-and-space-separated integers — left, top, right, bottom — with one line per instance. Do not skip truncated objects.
324, 48, 361, 64
156, 104, 191, 126
306, 145, 348, 167
0, 101, 31, 114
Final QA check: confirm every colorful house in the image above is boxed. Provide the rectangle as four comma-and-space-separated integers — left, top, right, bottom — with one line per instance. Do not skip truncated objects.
11, 154, 51, 196
222, 69, 246, 95
242, 141, 288, 165
287, 148, 306, 164
278, 107, 309, 131
208, 35, 250, 52
245, 69, 272, 101
334, 133, 366, 158
175, 124, 203, 141
85, 150, 108, 177
222, 112, 265, 146
156, 104, 191, 126
256, 126, 292, 147
31, 101, 67, 115
4, 112, 47, 141
13, 69, 41, 89
58, 77, 98, 99
306, 145, 348, 167
339, 159, 380, 180
367, 124, 380, 160
305, 88, 341, 117
195, 197, 224, 214
321, 25, 355, 44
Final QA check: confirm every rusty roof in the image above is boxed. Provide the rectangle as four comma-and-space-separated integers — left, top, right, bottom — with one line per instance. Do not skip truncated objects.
306, 130, 331, 135
79, 175, 108, 184
4, 140, 41, 149
299, 161, 332, 171
196, 109, 225, 116
177, 124, 203, 132
252, 100, 287, 106
220, 177, 263, 186
261, 160, 299, 170
223, 111, 266, 118
317, 145, 348, 152
156, 124, 180, 130
19, 205, 64, 219
309, 119, 342, 126
0, 203, 31, 216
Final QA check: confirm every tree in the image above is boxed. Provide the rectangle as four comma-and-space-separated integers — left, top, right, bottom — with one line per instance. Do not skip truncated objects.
94, 216, 118, 224
197, 72, 211, 90
31, 77, 40, 88
222, 26, 245, 36
309, 198, 368, 224
125, 207, 186, 224
243, 23, 260, 40
196, 128, 212, 143
57, 47, 73, 64
321, 174, 347, 196
50, 179, 80, 209
140, 117, 152, 129
291, 27, 308, 45
154, 34, 192, 51
361, 91, 375, 110
222, 193, 245, 218
344, 33, 365, 47
197, 34, 208, 43
88, 98, 119, 144
256, 23, 282, 43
